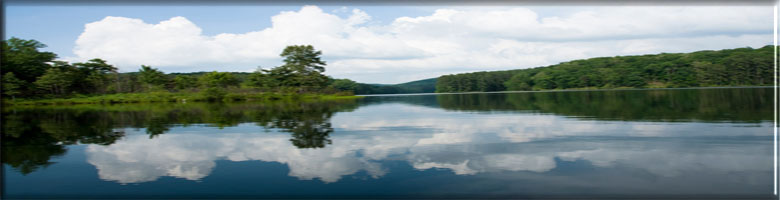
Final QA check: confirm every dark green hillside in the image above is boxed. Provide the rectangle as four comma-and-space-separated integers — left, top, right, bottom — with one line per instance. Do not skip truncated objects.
394, 78, 437, 93
436, 45, 776, 93
353, 78, 437, 95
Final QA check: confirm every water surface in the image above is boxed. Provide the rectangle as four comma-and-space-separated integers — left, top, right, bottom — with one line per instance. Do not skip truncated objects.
2, 88, 774, 199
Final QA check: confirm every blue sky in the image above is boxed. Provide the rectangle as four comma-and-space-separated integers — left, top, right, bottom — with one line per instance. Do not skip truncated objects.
4, 5, 774, 84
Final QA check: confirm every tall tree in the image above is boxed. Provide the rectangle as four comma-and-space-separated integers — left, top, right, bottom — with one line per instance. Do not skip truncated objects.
0, 38, 57, 84
138, 65, 167, 90
73, 59, 118, 94
34, 66, 74, 96
280, 45, 326, 73
269, 45, 329, 90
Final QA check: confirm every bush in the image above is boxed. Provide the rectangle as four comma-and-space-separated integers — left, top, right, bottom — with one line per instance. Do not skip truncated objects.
201, 87, 227, 101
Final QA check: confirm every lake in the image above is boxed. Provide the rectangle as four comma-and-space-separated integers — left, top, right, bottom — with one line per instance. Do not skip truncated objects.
2, 87, 775, 199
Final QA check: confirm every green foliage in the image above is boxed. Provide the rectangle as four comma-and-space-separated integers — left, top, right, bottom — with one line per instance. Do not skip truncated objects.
199, 71, 239, 88
173, 75, 199, 90
34, 66, 75, 96
138, 65, 168, 90
76, 59, 115, 73
329, 79, 358, 91
504, 72, 531, 91
71, 58, 118, 94
392, 78, 438, 93
2, 72, 25, 99
0, 38, 363, 100
435, 87, 773, 123
201, 87, 227, 101
239, 45, 333, 92
0, 38, 57, 85
436, 71, 515, 92
1, 100, 360, 173
245, 68, 271, 88
437, 45, 776, 92
280, 45, 326, 73
268, 45, 330, 89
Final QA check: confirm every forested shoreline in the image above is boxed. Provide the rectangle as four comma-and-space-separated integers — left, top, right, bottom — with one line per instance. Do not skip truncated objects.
3, 37, 776, 102
1, 38, 361, 105
436, 45, 776, 93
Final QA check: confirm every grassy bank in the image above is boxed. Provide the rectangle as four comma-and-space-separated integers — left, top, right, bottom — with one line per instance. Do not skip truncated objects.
3, 91, 362, 106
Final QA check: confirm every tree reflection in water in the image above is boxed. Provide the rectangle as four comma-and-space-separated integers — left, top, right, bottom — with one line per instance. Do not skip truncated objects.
3, 88, 773, 175
1, 99, 359, 174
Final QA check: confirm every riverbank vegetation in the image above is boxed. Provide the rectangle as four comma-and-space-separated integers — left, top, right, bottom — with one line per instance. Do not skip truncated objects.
436, 45, 775, 92
4, 37, 775, 99
1, 38, 360, 105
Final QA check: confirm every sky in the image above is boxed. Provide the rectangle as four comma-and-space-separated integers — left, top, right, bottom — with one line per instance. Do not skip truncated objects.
4, 4, 776, 84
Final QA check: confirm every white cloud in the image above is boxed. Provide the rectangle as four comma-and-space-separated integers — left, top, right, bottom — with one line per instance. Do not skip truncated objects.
72, 5, 772, 83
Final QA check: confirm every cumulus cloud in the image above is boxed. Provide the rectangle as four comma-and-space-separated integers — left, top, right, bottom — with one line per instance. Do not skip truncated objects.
71, 6, 772, 83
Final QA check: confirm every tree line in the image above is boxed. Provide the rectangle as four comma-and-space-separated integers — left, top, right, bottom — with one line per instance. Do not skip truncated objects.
436, 45, 776, 92
1, 38, 361, 101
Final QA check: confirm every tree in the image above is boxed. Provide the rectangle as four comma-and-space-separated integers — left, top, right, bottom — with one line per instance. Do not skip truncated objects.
531, 71, 555, 90
173, 75, 198, 90
505, 72, 532, 91
199, 71, 239, 88
268, 45, 330, 90
2, 72, 25, 100
73, 59, 117, 94
329, 79, 358, 92
280, 45, 326, 73
35, 67, 74, 96
693, 61, 726, 86
0, 38, 57, 84
138, 65, 167, 90
245, 67, 271, 88
76, 58, 116, 74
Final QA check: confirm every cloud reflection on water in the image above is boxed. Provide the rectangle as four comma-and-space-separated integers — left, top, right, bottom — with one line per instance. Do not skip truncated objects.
86, 103, 771, 184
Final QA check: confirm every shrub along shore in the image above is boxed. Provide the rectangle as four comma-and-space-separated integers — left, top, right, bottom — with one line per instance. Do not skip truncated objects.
3, 91, 361, 106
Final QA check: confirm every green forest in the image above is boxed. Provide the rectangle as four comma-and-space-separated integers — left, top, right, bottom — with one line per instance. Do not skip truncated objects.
3, 37, 775, 100
0, 38, 362, 104
436, 45, 776, 93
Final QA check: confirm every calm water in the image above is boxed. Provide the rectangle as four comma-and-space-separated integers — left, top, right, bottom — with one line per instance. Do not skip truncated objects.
2, 88, 775, 199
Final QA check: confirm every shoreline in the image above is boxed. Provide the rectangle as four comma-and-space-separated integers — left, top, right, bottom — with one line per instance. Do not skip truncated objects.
3, 92, 363, 106
359, 85, 775, 97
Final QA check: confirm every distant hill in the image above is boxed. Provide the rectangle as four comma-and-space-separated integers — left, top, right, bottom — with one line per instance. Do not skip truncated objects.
168, 72, 252, 80
158, 45, 775, 95
436, 45, 774, 93
395, 78, 438, 93
353, 78, 437, 95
